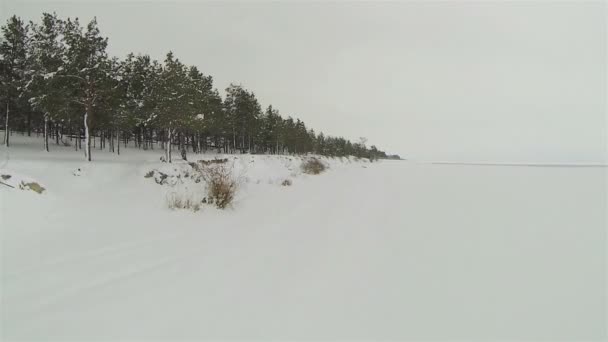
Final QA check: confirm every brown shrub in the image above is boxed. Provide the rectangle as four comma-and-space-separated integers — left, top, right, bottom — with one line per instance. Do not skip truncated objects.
301, 158, 326, 175
200, 163, 239, 209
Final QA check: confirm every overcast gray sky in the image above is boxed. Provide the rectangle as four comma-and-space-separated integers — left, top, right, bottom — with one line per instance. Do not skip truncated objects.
2, 0, 606, 162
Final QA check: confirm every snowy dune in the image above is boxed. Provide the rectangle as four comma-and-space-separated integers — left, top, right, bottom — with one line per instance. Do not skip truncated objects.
1, 135, 606, 340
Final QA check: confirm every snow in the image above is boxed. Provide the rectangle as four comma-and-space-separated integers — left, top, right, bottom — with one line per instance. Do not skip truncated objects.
1, 134, 606, 340
42, 71, 57, 80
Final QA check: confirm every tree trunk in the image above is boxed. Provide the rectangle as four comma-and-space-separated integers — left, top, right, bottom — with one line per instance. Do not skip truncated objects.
232, 127, 236, 152
27, 112, 31, 136
117, 130, 120, 155
84, 111, 91, 161
138, 126, 143, 149
241, 132, 245, 154
180, 132, 187, 161
44, 114, 49, 152
148, 128, 153, 150
165, 128, 172, 163
4, 102, 9, 147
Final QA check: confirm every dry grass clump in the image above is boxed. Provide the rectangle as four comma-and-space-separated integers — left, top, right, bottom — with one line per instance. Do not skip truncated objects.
301, 157, 326, 175
199, 158, 228, 166
166, 192, 201, 212
20, 182, 46, 194
200, 163, 240, 209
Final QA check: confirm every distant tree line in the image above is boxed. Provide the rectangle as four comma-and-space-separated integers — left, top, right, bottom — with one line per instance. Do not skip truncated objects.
0, 13, 390, 162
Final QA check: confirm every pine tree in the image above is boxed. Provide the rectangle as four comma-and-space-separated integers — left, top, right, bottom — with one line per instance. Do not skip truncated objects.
121, 53, 160, 150
27, 12, 66, 151
0, 12, 391, 161
59, 17, 109, 161
0, 15, 29, 147
154, 51, 191, 162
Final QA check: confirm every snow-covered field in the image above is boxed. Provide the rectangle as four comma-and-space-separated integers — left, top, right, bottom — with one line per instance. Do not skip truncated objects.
1, 134, 606, 340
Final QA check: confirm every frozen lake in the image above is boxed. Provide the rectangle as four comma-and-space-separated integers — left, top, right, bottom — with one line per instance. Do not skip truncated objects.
1, 142, 606, 340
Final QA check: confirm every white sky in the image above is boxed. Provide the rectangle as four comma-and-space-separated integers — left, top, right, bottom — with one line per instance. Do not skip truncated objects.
2, 0, 606, 162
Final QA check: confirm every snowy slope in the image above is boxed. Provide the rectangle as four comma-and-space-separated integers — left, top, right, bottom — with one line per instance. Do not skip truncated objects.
1, 135, 606, 340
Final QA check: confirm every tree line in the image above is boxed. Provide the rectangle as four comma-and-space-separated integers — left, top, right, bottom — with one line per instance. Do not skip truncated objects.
0, 13, 391, 162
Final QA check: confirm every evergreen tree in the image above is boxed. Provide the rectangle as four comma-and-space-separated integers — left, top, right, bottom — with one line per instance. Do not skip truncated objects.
59, 17, 109, 161
27, 12, 66, 151
0, 12, 392, 161
0, 15, 29, 147
154, 51, 192, 162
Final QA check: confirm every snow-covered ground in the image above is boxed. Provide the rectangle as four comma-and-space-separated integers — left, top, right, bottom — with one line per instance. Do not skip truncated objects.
1, 134, 606, 340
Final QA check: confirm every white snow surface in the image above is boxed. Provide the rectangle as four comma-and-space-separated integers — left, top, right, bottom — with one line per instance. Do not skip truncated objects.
1, 135, 606, 340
